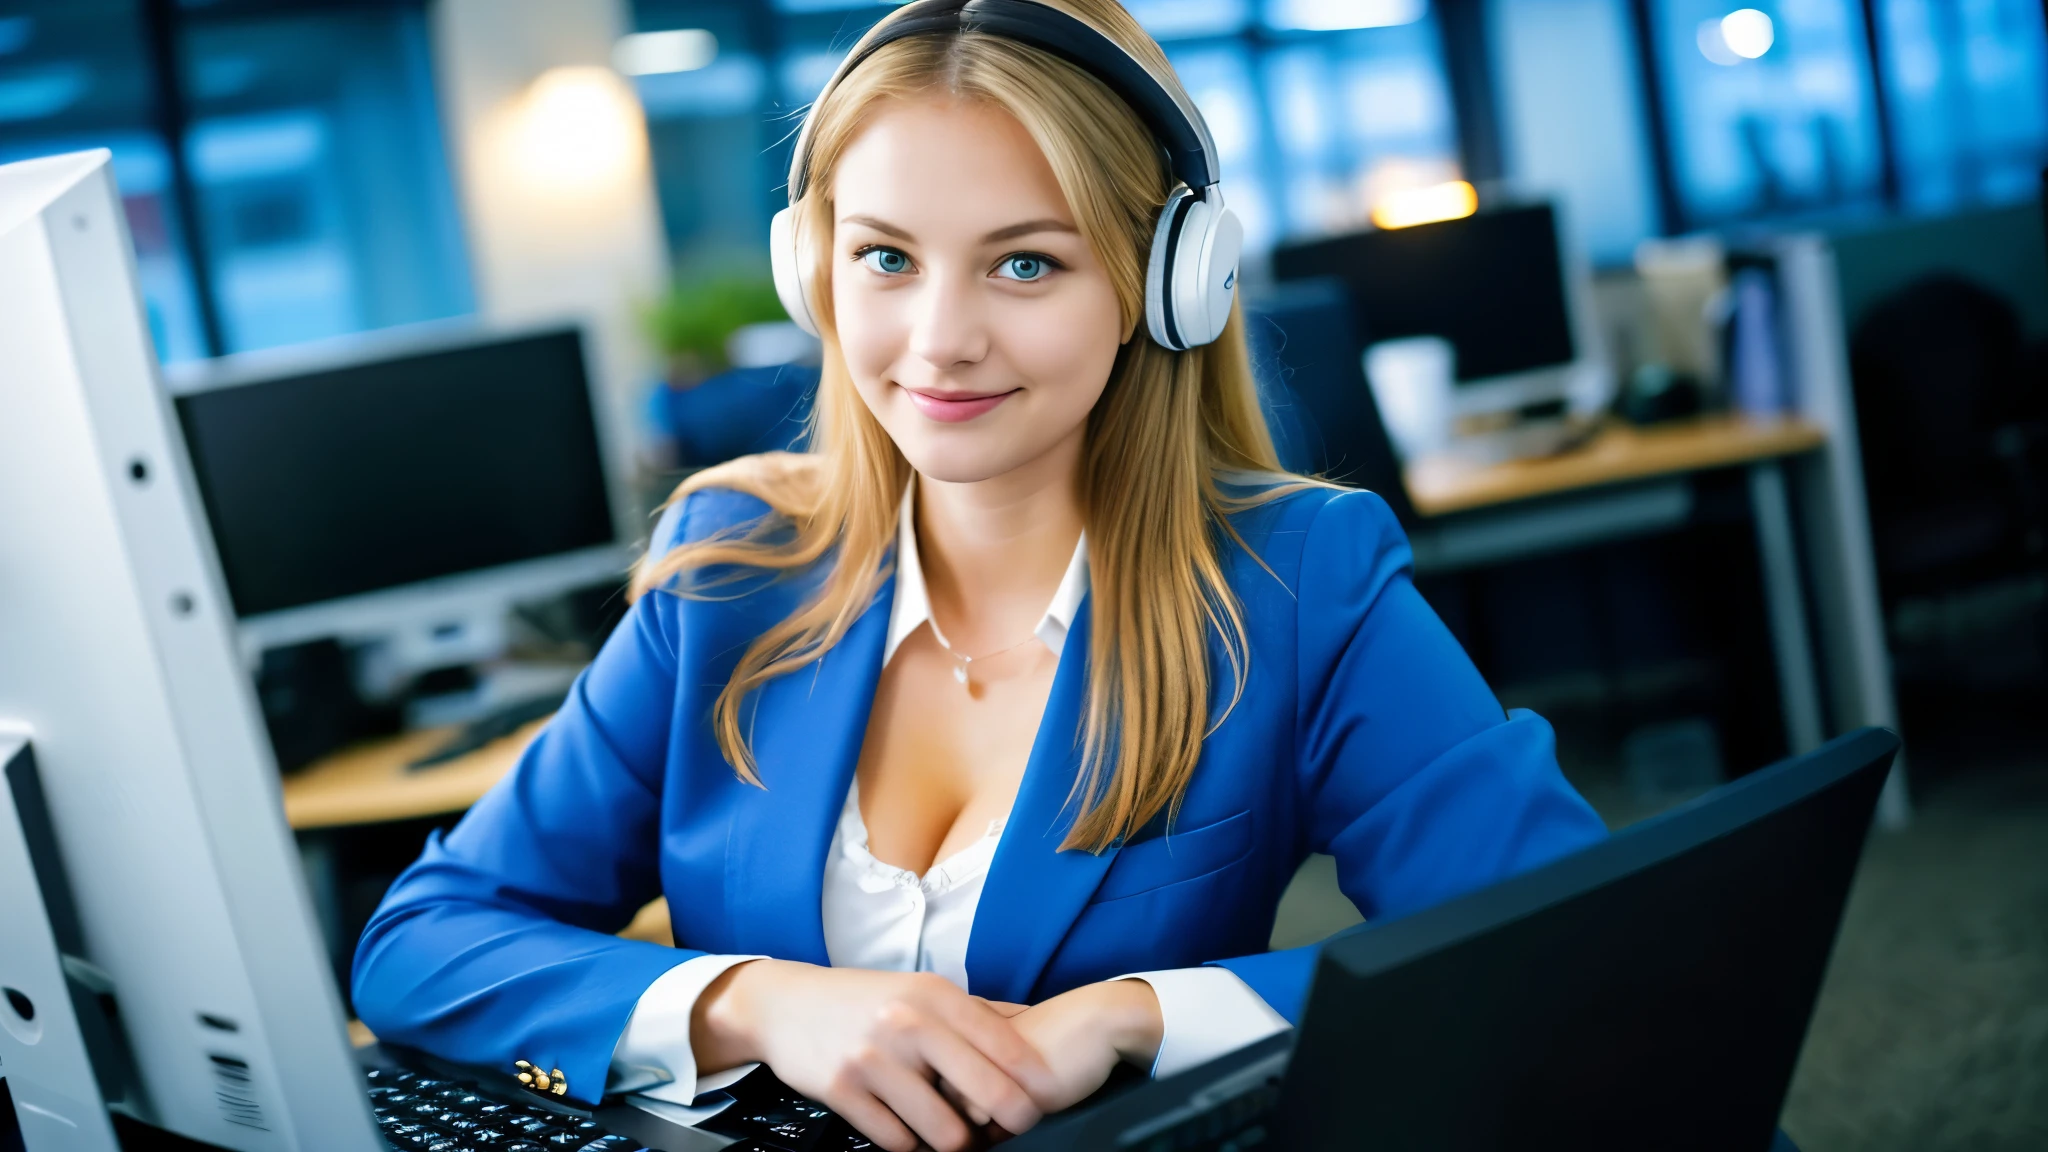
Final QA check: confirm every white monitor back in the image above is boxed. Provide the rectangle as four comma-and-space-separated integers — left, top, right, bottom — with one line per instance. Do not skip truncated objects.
0, 150, 381, 1151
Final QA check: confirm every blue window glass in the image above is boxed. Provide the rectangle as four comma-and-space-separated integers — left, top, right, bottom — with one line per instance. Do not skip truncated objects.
1651, 0, 1887, 226
629, 0, 1464, 263
1877, 0, 2048, 213
177, 5, 472, 354
1243, 11, 1461, 246
0, 1, 472, 361
0, 1, 209, 362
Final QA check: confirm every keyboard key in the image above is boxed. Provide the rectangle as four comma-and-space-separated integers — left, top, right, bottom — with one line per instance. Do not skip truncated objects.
438, 1090, 488, 1105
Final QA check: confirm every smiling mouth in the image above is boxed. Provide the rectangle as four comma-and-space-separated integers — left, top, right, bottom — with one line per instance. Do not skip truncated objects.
900, 385, 1019, 423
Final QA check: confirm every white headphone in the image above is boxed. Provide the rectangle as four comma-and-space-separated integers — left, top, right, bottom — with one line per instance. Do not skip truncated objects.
769, 0, 1242, 353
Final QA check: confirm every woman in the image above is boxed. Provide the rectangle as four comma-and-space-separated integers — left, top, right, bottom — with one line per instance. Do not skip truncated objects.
352, 3, 1606, 1149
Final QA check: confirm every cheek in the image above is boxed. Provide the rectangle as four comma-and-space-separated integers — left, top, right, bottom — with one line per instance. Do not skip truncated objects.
1001, 279, 1124, 406
832, 273, 904, 383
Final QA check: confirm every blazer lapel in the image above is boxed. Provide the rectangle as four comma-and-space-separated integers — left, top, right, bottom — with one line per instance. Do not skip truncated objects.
723, 574, 893, 965
966, 599, 1120, 1004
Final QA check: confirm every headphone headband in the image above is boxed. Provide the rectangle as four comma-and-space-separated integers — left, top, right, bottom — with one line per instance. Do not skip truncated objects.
788, 0, 1219, 201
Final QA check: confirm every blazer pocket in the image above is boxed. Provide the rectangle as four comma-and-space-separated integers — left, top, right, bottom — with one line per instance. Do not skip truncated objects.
1092, 809, 1254, 904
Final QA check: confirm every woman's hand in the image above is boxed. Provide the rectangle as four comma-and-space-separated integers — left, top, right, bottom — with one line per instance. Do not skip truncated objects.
692, 960, 1059, 1152
996, 980, 1164, 1113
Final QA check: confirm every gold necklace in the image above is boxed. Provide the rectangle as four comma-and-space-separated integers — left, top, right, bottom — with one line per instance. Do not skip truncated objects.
927, 617, 1039, 689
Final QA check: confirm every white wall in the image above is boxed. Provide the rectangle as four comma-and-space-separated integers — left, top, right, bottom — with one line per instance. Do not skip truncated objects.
429, 0, 669, 516
1489, 0, 1661, 266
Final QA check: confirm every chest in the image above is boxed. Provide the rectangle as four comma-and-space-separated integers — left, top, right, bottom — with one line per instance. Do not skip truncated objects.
853, 626, 1060, 874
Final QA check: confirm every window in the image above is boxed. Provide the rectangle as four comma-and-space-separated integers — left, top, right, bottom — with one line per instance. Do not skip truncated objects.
177, 4, 472, 353
1876, 0, 2048, 213
0, 1, 209, 361
626, 0, 1467, 265
1649, 0, 1888, 228
0, 0, 471, 361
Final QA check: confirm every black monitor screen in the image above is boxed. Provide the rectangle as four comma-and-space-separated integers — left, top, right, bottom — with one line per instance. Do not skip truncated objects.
1271, 204, 1575, 383
176, 329, 614, 618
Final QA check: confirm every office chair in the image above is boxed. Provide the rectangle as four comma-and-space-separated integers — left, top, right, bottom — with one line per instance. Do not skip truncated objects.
1244, 277, 1418, 527
1848, 274, 2048, 648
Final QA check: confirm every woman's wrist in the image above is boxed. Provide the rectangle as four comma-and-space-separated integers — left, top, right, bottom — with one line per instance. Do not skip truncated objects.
692, 957, 777, 1071
1102, 979, 1165, 1067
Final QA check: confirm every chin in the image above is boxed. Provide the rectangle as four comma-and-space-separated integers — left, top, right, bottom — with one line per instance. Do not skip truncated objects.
898, 436, 1024, 485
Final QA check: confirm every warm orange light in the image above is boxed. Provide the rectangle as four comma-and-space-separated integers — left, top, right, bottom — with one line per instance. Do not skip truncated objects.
506, 66, 647, 199
1370, 180, 1478, 230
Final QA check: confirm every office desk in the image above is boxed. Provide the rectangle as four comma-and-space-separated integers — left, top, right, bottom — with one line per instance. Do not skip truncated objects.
283, 718, 549, 831
1404, 414, 1825, 517
1402, 413, 1906, 823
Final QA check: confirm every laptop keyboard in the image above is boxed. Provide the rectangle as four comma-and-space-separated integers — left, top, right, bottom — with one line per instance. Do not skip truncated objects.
364, 1065, 880, 1152
366, 1067, 633, 1151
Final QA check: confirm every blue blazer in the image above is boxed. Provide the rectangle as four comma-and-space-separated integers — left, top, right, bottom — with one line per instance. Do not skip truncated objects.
352, 482, 1606, 1105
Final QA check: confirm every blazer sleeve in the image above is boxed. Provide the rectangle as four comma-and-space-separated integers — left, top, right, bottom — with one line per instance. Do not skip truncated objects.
1210, 490, 1608, 1020
350, 500, 706, 1104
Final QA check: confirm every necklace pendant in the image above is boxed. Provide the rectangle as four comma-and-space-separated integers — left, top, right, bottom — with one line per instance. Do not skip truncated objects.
952, 663, 969, 685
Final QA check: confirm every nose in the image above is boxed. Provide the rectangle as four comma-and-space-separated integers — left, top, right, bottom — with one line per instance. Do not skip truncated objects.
906, 266, 990, 371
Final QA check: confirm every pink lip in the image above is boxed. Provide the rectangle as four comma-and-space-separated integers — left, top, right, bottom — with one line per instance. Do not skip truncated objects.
901, 385, 1018, 423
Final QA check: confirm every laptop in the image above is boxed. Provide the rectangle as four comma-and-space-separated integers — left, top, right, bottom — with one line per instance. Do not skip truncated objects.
1007, 726, 1898, 1152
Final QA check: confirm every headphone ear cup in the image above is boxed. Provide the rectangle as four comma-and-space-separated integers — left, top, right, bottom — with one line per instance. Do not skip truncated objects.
1144, 187, 1196, 351
1171, 199, 1241, 349
770, 207, 819, 337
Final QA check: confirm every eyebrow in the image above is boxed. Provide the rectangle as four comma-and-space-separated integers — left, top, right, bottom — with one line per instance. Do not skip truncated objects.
980, 218, 1078, 243
838, 214, 1078, 245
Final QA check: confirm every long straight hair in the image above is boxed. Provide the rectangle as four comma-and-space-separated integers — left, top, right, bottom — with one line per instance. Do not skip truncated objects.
631, 0, 1314, 852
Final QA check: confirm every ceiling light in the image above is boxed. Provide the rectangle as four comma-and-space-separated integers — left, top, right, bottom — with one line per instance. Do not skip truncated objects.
1370, 179, 1476, 230
612, 29, 718, 77
1720, 9, 1774, 60
1266, 0, 1428, 33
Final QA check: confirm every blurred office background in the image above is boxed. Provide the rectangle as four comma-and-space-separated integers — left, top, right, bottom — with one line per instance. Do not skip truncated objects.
3, 0, 2045, 1147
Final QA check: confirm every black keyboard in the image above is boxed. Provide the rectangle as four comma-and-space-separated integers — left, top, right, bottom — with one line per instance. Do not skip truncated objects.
364, 1064, 882, 1152
407, 688, 570, 771
700, 1075, 877, 1152
366, 1066, 633, 1151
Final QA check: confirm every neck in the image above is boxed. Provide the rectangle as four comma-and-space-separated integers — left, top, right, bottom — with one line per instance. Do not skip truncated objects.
914, 430, 1085, 654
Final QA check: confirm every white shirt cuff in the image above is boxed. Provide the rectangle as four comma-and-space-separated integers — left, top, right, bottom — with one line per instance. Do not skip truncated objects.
607, 954, 767, 1104
1115, 967, 1292, 1080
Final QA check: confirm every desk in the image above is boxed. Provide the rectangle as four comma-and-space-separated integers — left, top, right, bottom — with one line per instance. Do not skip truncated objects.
285, 720, 687, 972
1404, 414, 1825, 517
1402, 411, 1906, 824
284, 718, 549, 831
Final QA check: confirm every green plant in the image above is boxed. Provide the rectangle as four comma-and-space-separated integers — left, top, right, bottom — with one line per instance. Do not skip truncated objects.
643, 273, 788, 375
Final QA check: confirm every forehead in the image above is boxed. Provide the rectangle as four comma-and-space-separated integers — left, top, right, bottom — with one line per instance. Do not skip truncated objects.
830, 96, 1074, 233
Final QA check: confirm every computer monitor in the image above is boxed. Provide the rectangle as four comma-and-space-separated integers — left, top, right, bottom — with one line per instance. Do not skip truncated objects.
0, 150, 383, 1149
163, 321, 630, 679
1270, 202, 1612, 422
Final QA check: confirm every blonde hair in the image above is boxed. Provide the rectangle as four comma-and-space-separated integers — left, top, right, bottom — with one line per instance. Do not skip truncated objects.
631, 0, 1315, 852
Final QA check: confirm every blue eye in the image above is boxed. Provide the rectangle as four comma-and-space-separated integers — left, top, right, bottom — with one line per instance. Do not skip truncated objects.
860, 247, 911, 275
996, 254, 1051, 282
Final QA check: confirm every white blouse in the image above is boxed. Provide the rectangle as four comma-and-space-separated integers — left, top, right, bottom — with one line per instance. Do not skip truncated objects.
606, 490, 1289, 1110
